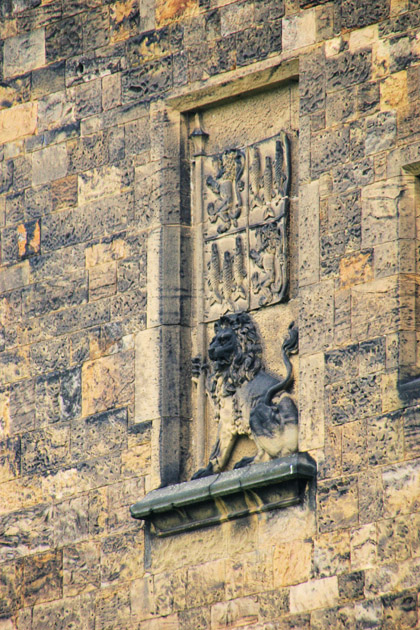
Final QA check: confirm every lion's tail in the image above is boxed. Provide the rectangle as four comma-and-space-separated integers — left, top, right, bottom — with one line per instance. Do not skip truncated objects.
263, 322, 298, 405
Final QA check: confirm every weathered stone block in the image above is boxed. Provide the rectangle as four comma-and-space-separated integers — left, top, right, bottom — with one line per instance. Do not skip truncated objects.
63, 541, 100, 597
318, 476, 358, 532
341, 0, 390, 29
211, 596, 259, 629
122, 57, 173, 104
314, 530, 351, 578
100, 531, 144, 585
311, 127, 350, 177
3, 29, 45, 78
46, 16, 83, 61
21, 423, 70, 474
71, 408, 127, 461
22, 550, 62, 606
289, 576, 339, 614
351, 523, 377, 570
186, 559, 225, 608
299, 352, 325, 450
382, 459, 420, 518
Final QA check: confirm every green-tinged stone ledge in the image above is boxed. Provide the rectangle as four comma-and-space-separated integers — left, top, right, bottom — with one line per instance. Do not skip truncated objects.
130, 452, 316, 536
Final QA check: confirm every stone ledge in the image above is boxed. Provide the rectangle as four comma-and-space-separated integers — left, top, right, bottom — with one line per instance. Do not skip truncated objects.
130, 452, 316, 536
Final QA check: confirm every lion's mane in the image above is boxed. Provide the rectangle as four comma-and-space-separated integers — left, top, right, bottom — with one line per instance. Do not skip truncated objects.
208, 312, 263, 400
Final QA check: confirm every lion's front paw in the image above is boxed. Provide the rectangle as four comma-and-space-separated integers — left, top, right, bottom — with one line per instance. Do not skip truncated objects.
191, 462, 214, 480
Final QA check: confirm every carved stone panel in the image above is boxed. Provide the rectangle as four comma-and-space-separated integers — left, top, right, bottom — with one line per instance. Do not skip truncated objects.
203, 149, 246, 239
199, 131, 291, 320
204, 232, 249, 321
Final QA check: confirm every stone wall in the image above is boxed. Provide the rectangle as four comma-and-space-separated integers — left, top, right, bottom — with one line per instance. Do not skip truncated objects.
0, 0, 420, 628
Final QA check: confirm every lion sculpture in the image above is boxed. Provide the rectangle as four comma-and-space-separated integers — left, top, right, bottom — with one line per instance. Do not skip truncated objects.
192, 312, 298, 479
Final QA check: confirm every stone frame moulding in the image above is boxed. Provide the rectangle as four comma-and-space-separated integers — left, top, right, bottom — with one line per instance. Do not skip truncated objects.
132, 56, 317, 534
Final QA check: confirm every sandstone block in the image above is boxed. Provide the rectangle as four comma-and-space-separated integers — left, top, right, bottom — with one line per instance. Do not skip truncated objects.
339, 250, 374, 289
32, 593, 95, 630
89, 262, 117, 301
299, 352, 325, 451
283, 9, 316, 51
289, 576, 339, 614
21, 423, 70, 475
0, 103, 37, 145
100, 531, 144, 585
382, 459, 420, 518
78, 164, 126, 205
225, 550, 272, 600
3, 29, 45, 78
153, 568, 187, 616
81, 350, 134, 417
273, 540, 312, 587
95, 586, 131, 630
186, 559, 225, 608
299, 281, 334, 355
109, 0, 140, 43
211, 596, 259, 629
63, 541, 100, 597
351, 524, 377, 571
299, 180, 320, 286
358, 469, 384, 525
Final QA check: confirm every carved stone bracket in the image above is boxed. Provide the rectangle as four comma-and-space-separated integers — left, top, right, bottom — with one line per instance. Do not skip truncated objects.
130, 452, 316, 536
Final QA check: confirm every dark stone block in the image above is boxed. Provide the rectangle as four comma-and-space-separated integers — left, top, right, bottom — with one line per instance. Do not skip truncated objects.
0, 74, 31, 110
403, 406, 420, 458
128, 421, 152, 441
41, 300, 111, 338
126, 24, 183, 67
326, 50, 372, 91
0, 560, 23, 618
357, 81, 380, 115
68, 133, 109, 174
22, 550, 63, 607
325, 344, 359, 385
311, 127, 350, 177
10, 379, 35, 434
22, 271, 88, 318
338, 571, 365, 602
341, 0, 390, 30
300, 0, 330, 7
381, 590, 418, 629
301, 49, 326, 115
82, 6, 110, 52
326, 374, 381, 425
122, 56, 173, 104
379, 10, 420, 37
25, 185, 52, 220
65, 48, 124, 87
21, 423, 70, 475
71, 408, 128, 461
45, 16, 83, 62
237, 19, 282, 67
0, 161, 13, 195
5, 192, 24, 227
31, 61, 65, 99
0, 437, 21, 481
12, 156, 31, 193
16, 2, 62, 31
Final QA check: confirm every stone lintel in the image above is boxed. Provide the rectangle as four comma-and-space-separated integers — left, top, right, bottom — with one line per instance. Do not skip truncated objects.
130, 452, 316, 536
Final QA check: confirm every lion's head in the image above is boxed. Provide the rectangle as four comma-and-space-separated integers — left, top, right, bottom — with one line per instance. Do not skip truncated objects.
208, 312, 263, 399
